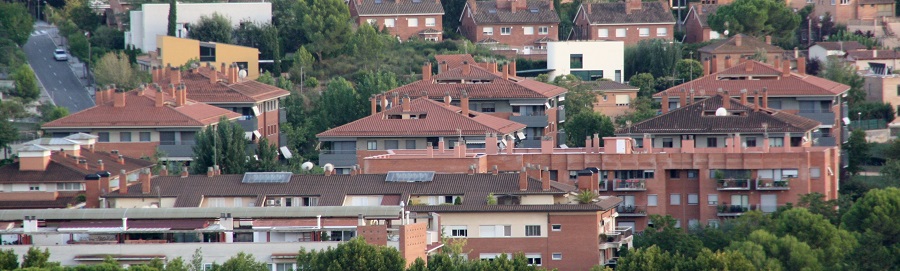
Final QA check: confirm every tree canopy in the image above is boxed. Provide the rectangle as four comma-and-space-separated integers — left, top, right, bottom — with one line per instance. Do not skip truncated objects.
191, 118, 248, 174
707, 0, 800, 48
93, 52, 142, 90
0, 2, 34, 46
565, 111, 615, 147
190, 13, 233, 43
12, 65, 40, 102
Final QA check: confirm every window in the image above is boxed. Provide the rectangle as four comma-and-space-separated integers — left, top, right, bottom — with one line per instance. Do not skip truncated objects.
525, 225, 541, 236
810, 167, 821, 178
199, 46, 216, 62
524, 26, 534, 35
234, 198, 242, 207
526, 254, 542, 266
688, 194, 699, 205
405, 140, 416, 149
98, 132, 110, 142
708, 220, 720, 228
782, 169, 799, 178
366, 19, 377, 25
29, 185, 40, 191
139, 132, 151, 142
481, 103, 496, 112
570, 54, 583, 69
425, 17, 436, 26
688, 219, 700, 228
615, 28, 626, 37
551, 224, 561, 231
598, 28, 608, 37
687, 170, 699, 179
269, 263, 294, 271
769, 137, 784, 147
656, 27, 667, 36
408, 18, 418, 27
708, 194, 718, 205
602, 95, 608, 101
551, 253, 562, 260
120, 132, 132, 142
896, 85, 900, 96
304, 197, 319, 206
707, 137, 718, 147
670, 194, 681, 205
385, 140, 399, 150
731, 194, 750, 207
648, 194, 658, 206
639, 28, 650, 37
501, 27, 512, 35
662, 138, 673, 148
840, 0, 849, 4
669, 170, 679, 178
480, 225, 511, 237
746, 137, 757, 147
447, 226, 468, 237
56, 183, 82, 190
538, 26, 549, 35
615, 70, 622, 83
483, 27, 494, 35
367, 140, 377, 150
384, 18, 395, 27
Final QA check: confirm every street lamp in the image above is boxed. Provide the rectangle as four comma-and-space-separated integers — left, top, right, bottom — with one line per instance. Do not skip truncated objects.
857, 112, 862, 130
84, 32, 92, 87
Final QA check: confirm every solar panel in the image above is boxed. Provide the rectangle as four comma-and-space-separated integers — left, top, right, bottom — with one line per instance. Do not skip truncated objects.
385, 171, 435, 182
242, 172, 293, 183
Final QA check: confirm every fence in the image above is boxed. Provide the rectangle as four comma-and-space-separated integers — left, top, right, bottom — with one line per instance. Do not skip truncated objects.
849, 119, 886, 130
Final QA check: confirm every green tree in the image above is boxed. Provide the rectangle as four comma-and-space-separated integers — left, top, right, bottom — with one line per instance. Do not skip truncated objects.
741, 230, 822, 271
0, 99, 29, 120
213, 252, 268, 271
67, 32, 90, 62
317, 77, 361, 130
288, 46, 315, 86
256, 71, 276, 85
94, 52, 142, 90
296, 238, 405, 271
795, 193, 841, 225
90, 26, 126, 50
770, 208, 857, 269
878, 159, 900, 188
406, 258, 427, 271
65, 0, 101, 32
233, 22, 281, 73
167, 0, 177, 36
346, 23, 388, 71
707, 0, 800, 48
842, 188, 900, 245
849, 101, 896, 123
38, 103, 69, 123
725, 241, 784, 270
625, 39, 682, 79
294, 0, 352, 60
163, 257, 189, 271
692, 248, 757, 271
0, 2, 34, 46
189, 248, 203, 271
617, 245, 684, 271
820, 59, 865, 106
565, 111, 614, 147
12, 65, 40, 102
675, 59, 702, 82
21, 248, 52, 268
0, 119, 17, 153
250, 137, 280, 172
354, 70, 398, 113
555, 75, 596, 119
615, 97, 659, 128
634, 215, 705, 258
629, 73, 656, 98
191, 117, 248, 174
190, 13, 233, 43
0, 249, 17, 270
843, 129, 870, 175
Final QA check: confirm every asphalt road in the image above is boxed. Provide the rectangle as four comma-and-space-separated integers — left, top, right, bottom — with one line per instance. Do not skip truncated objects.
23, 28, 94, 113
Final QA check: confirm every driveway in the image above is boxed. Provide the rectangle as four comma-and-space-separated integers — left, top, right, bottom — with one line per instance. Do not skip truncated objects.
23, 26, 94, 113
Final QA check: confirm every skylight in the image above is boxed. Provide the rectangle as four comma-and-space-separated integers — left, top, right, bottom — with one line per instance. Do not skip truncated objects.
385, 171, 435, 182
242, 172, 293, 183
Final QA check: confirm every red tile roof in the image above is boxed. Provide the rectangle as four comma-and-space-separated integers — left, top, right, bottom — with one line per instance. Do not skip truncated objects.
388, 64, 567, 99
434, 54, 476, 71
317, 98, 526, 137
654, 60, 850, 97
43, 90, 241, 129
0, 147, 154, 183
846, 50, 900, 60
158, 67, 290, 104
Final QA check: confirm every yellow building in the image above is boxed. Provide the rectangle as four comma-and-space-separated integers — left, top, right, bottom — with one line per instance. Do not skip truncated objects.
143, 35, 261, 80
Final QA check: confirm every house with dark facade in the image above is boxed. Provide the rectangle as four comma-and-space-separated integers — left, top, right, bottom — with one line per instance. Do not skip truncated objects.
459, 0, 560, 58
572, 0, 675, 45
350, 0, 445, 41
682, 4, 721, 43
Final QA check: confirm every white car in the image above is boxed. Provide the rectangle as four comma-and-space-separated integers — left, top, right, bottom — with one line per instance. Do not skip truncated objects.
53, 49, 68, 61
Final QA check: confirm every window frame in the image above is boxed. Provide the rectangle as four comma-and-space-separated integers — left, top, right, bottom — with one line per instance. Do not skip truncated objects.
670, 194, 681, 205
638, 27, 650, 37
598, 28, 609, 38
525, 225, 541, 236
425, 17, 436, 27
647, 194, 658, 206
367, 140, 377, 150
523, 26, 534, 35
656, 27, 667, 37
483, 27, 494, 35
538, 26, 549, 35
688, 193, 699, 205
615, 28, 626, 37
551, 253, 562, 260
708, 194, 718, 205
120, 132, 132, 142
551, 224, 561, 231
407, 18, 418, 27
500, 27, 512, 35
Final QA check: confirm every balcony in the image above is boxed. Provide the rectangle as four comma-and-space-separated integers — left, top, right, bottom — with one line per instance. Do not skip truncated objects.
717, 204, 757, 216
318, 150, 358, 167
798, 111, 835, 126
599, 226, 633, 249
615, 205, 646, 217
756, 178, 791, 190
716, 179, 751, 191
236, 116, 258, 132
157, 143, 196, 159
613, 179, 647, 191
517, 139, 541, 148
556, 107, 566, 123
510, 114, 549, 128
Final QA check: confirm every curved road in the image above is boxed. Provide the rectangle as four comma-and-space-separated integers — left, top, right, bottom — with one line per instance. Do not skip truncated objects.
23, 27, 94, 113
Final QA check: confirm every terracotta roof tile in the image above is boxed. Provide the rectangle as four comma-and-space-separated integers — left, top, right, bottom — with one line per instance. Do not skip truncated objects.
43, 90, 241, 129
316, 98, 526, 137
813, 41, 866, 51
434, 54, 477, 71
582, 2, 675, 25
354, 0, 444, 15
0, 148, 154, 184
471, 0, 560, 24
388, 63, 567, 99
654, 60, 850, 97
846, 50, 900, 60
593, 80, 638, 91
158, 67, 290, 104
699, 34, 786, 54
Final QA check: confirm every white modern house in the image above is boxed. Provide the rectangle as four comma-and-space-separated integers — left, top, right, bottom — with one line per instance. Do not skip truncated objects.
125, 2, 272, 52
546, 40, 625, 83
808, 41, 866, 62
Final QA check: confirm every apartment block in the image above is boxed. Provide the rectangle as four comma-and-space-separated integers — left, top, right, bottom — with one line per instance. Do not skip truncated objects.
350, 0, 445, 41
572, 0, 675, 45
459, 0, 560, 58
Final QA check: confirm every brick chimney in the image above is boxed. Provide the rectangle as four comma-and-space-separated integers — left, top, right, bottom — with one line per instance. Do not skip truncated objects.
626, 0, 641, 14
679, 89, 687, 108
113, 89, 126, 108
765, 35, 772, 45
519, 166, 528, 191
402, 95, 411, 112
118, 169, 128, 194
462, 61, 471, 75
586, 3, 592, 14
422, 62, 432, 81
175, 85, 185, 107
151, 67, 159, 83
782, 60, 790, 76
577, 170, 594, 192
118, 154, 125, 165
661, 92, 669, 113
724, 56, 732, 69
392, 93, 400, 108
18, 145, 51, 171
797, 57, 806, 75
745, 60, 753, 72
734, 34, 742, 47
460, 91, 470, 116
703, 58, 710, 76
740, 89, 748, 105
180, 83, 188, 105
541, 167, 551, 191
207, 166, 214, 177
754, 90, 761, 112
169, 67, 181, 85
140, 168, 151, 194
168, 83, 176, 98
97, 159, 104, 171
181, 166, 189, 178
95, 87, 107, 105
155, 85, 165, 107
160, 165, 168, 176
510, 60, 517, 76
720, 90, 730, 110
209, 67, 218, 84
370, 95, 378, 115
444, 91, 452, 106
467, 0, 476, 13
761, 88, 768, 109
710, 55, 718, 74
502, 63, 509, 80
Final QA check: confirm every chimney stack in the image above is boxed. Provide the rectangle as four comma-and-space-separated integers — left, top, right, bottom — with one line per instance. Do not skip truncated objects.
161, 165, 168, 176
724, 56, 733, 69
154, 84, 164, 107
798, 57, 806, 75
782, 60, 790, 76
754, 90, 761, 112
761, 88, 768, 109
679, 89, 687, 108
703, 58, 710, 76
510, 60, 516, 76
209, 67, 218, 84
444, 91, 452, 106
502, 63, 509, 80
422, 62, 432, 81
661, 92, 670, 113
175, 85, 185, 107
371, 95, 378, 115
113, 89, 126, 108
181, 166, 189, 178
98, 159, 104, 171
402, 95, 411, 112
392, 93, 400, 108
541, 167, 551, 191
735, 34, 742, 47
169, 67, 181, 85
207, 167, 214, 177
460, 91, 470, 117
118, 154, 125, 165
140, 168, 152, 194
462, 61, 471, 75
118, 169, 128, 194
740, 89, 748, 105
765, 35, 772, 45
721, 90, 730, 110
519, 167, 528, 191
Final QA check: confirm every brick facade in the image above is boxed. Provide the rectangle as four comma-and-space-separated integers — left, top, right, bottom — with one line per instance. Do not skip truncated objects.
349, 0, 444, 41
95, 142, 160, 160
399, 222, 428, 266
572, 1, 675, 45
358, 224, 389, 246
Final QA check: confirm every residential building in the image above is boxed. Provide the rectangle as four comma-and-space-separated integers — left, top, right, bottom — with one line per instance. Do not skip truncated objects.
459, 0, 560, 58
698, 34, 786, 73
138, 36, 262, 80
0, 134, 154, 209
435, 54, 477, 73
125, 2, 272, 52
808, 41, 866, 62
863, 71, 900, 117
806, 0, 895, 25
0, 206, 432, 268
361, 96, 841, 232
682, 4, 721, 43
42, 84, 242, 161
151, 64, 291, 148
654, 59, 850, 146
546, 40, 625, 82
845, 49, 900, 72
100, 171, 625, 270
572, 0, 675, 45
316, 96, 527, 174
591, 81, 639, 119
349, 0, 445, 41
384, 59, 568, 149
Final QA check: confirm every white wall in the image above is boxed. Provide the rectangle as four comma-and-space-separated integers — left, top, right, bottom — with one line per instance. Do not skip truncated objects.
127, 2, 272, 52
547, 40, 625, 82
808, 45, 829, 62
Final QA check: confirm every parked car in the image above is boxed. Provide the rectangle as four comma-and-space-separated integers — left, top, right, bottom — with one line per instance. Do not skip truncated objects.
53, 49, 68, 61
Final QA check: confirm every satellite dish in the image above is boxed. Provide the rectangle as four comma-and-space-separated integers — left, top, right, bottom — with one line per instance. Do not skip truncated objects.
724, 30, 730, 36
715, 107, 728, 116
239, 69, 248, 79
323, 163, 334, 172
301, 161, 314, 171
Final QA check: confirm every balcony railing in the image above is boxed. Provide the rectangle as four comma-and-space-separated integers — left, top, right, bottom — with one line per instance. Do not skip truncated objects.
756, 178, 791, 190
717, 204, 757, 216
600, 226, 633, 245
613, 179, 647, 191
716, 179, 751, 190
615, 205, 646, 216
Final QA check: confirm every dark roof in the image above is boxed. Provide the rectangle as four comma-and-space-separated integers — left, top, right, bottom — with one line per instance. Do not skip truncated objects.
859, 0, 894, 4
354, 0, 445, 15
470, 0, 560, 24
0, 148, 154, 183
408, 202, 619, 213
316, 97, 526, 137
594, 81, 639, 92
687, 4, 719, 28
813, 41, 866, 51
0, 196, 78, 209
846, 50, 900, 60
617, 94, 821, 135
106, 173, 588, 211
581, 2, 675, 25
388, 63, 567, 99
654, 60, 850, 97
698, 34, 786, 54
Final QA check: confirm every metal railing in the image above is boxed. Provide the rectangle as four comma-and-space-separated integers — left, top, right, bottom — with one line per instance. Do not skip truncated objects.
716, 204, 757, 215
756, 178, 791, 190
600, 226, 633, 243
616, 205, 646, 216
716, 179, 751, 190
613, 179, 647, 191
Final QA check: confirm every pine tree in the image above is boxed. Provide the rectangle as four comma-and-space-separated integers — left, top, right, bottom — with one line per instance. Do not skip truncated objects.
167, 0, 177, 36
